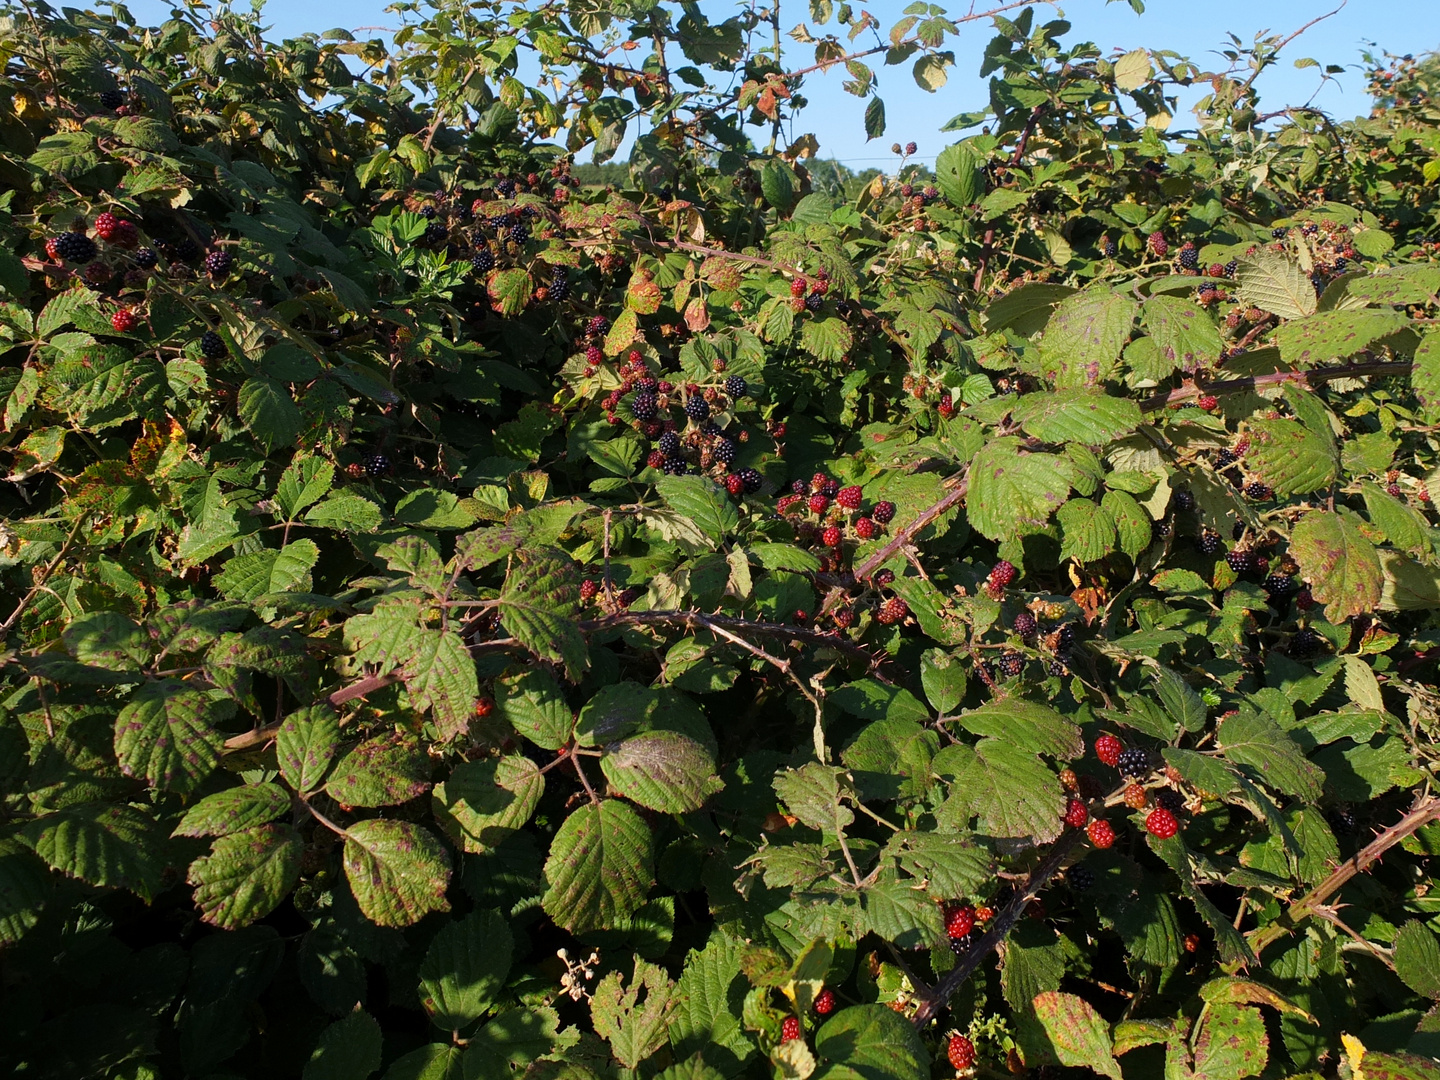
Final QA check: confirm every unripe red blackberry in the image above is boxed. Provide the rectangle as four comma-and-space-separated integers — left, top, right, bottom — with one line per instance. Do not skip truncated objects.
905, 141, 917, 155
1064, 798, 1089, 828
1094, 733, 1123, 767
1197, 394, 1218, 410
937, 392, 954, 419
877, 596, 909, 624
821, 526, 842, 548
1086, 818, 1116, 848
947, 1034, 975, 1070
1148, 231, 1168, 257
1058, 768, 1078, 790
94, 211, 120, 240
944, 903, 975, 939
724, 474, 745, 497
110, 308, 137, 333
836, 485, 863, 510
790, 278, 806, 297
44, 237, 61, 260
833, 606, 856, 628
808, 493, 829, 515
781, 1016, 801, 1042
988, 560, 1017, 587
579, 579, 599, 601
871, 500, 896, 524
814, 988, 835, 1015
1124, 783, 1148, 809
854, 517, 876, 540
1183, 932, 1201, 953
1145, 807, 1179, 839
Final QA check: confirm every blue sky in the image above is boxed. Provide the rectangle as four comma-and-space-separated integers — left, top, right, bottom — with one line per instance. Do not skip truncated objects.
120, 0, 1439, 166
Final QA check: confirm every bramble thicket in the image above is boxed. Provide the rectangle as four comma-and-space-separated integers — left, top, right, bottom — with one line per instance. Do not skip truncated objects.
3, 1, 1440, 1077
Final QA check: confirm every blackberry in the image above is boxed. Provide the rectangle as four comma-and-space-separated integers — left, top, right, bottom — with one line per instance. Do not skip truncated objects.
1331, 806, 1358, 835
133, 247, 157, 268
1215, 448, 1237, 467
200, 330, 226, 359
495, 178, 516, 198
1301, 222, 1319, 237
989, 560, 1017, 587
1224, 259, 1238, 277
204, 249, 233, 276
1244, 480, 1273, 501
944, 903, 976, 938
1100, 234, 1118, 258
100, 89, 125, 110
1154, 788, 1185, 813
1271, 226, 1288, 239
1310, 271, 1325, 292
1172, 489, 1196, 512
1148, 231, 1168, 257
471, 249, 494, 273
738, 467, 763, 494
1289, 627, 1323, 659
53, 232, 98, 263
1177, 243, 1200, 271
631, 391, 657, 421
1067, 866, 1094, 891
1116, 747, 1150, 779
1264, 574, 1296, 600
791, 479, 808, 496
1332, 257, 1348, 274
1195, 529, 1222, 556
1047, 655, 1070, 677
803, 292, 824, 311
684, 397, 710, 422
997, 652, 1025, 678
713, 438, 736, 465
172, 238, 199, 262
658, 432, 682, 458
1145, 808, 1179, 839
423, 221, 448, 245
364, 453, 390, 477
872, 501, 896, 524
506, 221, 529, 244
948, 1035, 976, 1070
725, 374, 747, 398
588, 315, 610, 335
662, 457, 689, 475
1013, 611, 1038, 638
549, 269, 570, 300
1055, 624, 1076, 650
1226, 548, 1255, 575
419, 206, 438, 220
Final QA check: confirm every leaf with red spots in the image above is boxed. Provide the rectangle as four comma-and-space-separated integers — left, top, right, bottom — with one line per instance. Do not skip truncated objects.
113, 681, 231, 793
188, 823, 303, 928
342, 819, 451, 927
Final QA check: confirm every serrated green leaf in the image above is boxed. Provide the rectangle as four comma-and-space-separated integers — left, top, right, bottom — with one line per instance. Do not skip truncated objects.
1032, 992, 1123, 1080
304, 1010, 383, 1080
237, 376, 302, 452
672, 932, 753, 1066
1216, 710, 1324, 801
1275, 309, 1409, 367
934, 141, 984, 207
418, 908, 513, 1032
1395, 921, 1440, 999
949, 739, 1064, 842
188, 823, 303, 928
342, 819, 451, 928
966, 438, 1073, 541
655, 475, 739, 544
276, 456, 334, 518
591, 957, 678, 1070
541, 799, 654, 934
325, 735, 431, 808
1412, 332, 1440, 423
954, 698, 1081, 758
1236, 251, 1317, 319
499, 547, 587, 681
343, 612, 478, 741
1141, 295, 1222, 376
174, 783, 291, 837
1058, 497, 1117, 563
432, 755, 543, 853
23, 802, 164, 901
1191, 1003, 1267, 1080
1103, 488, 1152, 558
1290, 510, 1383, 620
278, 704, 341, 794
601, 730, 723, 813
774, 763, 855, 834
1014, 391, 1143, 444
1038, 287, 1137, 388
114, 682, 228, 793
304, 495, 383, 532
814, 1004, 928, 1080
215, 540, 320, 602
0, 840, 50, 944
881, 831, 992, 896
1245, 418, 1338, 496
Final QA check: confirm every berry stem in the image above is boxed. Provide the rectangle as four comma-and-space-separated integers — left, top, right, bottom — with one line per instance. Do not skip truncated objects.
1140, 359, 1413, 414
910, 827, 1084, 1028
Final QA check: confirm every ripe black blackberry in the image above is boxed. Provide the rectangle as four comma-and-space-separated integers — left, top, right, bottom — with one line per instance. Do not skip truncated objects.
1223, 259, 1238, 277
1331, 806, 1357, 835
549, 269, 570, 300
419, 206, 437, 220
684, 397, 710, 422
53, 232, 98, 263
738, 467, 763, 493
631, 391, 657, 421
1195, 529, 1222, 556
725, 375, 747, 398
133, 247, 157, 269
1244, 480, 1273, 501
1177, 243, 1200, 271
1055, 624, 1075, 650
1013, 611, 1038, 638
506, 221, 529, 244
1116, 747, 1150, 779
1172, 489, 1196, 512
1226, 548, 1255, 575
204, 250, 233, 276
100, 89, 125, 110
1289, 627, 1323, 659
997, 652, 1025, 678
804, 292, 824, 311
1047, 655, 1069, 677
662, 457, 689, 475
1066, 866, 1094, 891
1271, 226, 1288, 239
1215, 448, 1237, 467
496, 178, 516, 197
587, 315, 609, 335
1310, 271, 1325, 292
471, 249, 494, 273
949, 937, 970, 957
713, 438, 737, 465
199, 330, 226, 359
1264, 574, 1297, 600
1332, 257, 1349, 274
1154, 788, 1185, 813
422, 221, 448, 245
364, 453, 390, 477
172, 237, 199, 262
1100, 235, 1118, 258
658, 432, 681, 458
